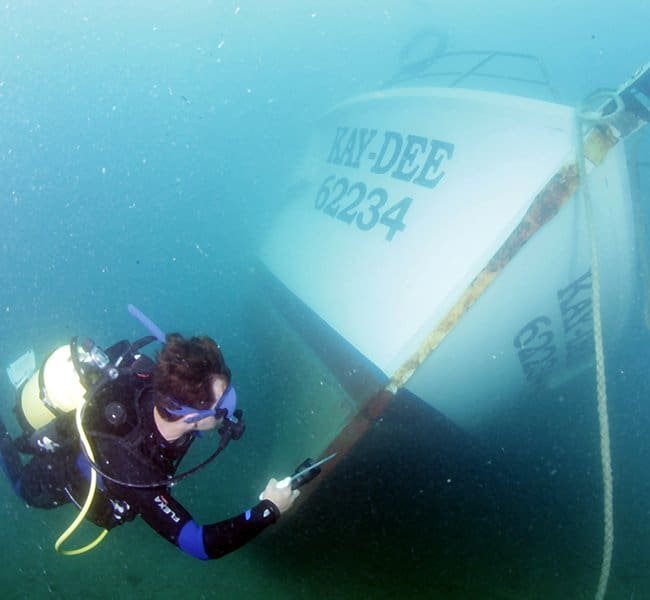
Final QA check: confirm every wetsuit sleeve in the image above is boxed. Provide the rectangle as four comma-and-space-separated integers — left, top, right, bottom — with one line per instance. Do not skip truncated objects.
199, 499, 281, 559
131, 488, 281, 560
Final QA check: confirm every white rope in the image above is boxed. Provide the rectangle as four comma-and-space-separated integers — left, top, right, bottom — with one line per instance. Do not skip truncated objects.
575, 116, 614, 600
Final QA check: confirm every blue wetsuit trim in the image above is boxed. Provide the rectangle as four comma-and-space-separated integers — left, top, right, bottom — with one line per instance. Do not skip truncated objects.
76, 453, 106, 491
178, 520, 209, 560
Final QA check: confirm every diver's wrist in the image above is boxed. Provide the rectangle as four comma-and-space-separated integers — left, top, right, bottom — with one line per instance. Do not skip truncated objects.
257, 498, 281, 521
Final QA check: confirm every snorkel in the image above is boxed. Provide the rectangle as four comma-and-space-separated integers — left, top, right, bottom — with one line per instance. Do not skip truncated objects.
127, 303, 167, 343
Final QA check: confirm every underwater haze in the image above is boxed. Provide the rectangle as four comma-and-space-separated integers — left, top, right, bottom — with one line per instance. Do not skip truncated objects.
1, 1, 650, 599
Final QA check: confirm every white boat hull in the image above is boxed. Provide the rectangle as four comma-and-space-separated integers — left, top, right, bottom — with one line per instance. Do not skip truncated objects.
260, 86, 639, 433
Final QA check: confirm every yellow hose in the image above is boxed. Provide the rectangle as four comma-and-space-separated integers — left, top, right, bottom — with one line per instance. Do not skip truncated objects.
54, 398, 108, 555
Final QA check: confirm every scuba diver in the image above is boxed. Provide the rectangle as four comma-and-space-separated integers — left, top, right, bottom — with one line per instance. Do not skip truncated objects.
0, 323, 301, 560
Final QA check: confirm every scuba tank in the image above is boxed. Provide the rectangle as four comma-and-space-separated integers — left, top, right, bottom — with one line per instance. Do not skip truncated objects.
13, 337, 155, 455
14, 337, 128, 434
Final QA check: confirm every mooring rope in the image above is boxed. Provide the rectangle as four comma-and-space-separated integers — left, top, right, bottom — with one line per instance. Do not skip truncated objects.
575, 109, 615, 600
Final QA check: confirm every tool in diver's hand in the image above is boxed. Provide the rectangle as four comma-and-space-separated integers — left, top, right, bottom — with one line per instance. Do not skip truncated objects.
276, 452, 337, 490
258, 453, 337, 501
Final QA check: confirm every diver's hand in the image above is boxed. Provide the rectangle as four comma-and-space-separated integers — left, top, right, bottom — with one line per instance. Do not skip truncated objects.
259, 477, 299, 514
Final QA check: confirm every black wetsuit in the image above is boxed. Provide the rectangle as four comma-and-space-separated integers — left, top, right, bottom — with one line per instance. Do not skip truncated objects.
0, 355, 280, 560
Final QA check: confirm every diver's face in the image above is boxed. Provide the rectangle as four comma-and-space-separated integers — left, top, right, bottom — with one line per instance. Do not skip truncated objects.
194, 376, 228, 432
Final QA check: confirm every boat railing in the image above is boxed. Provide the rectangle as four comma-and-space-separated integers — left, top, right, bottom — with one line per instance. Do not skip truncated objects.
385, 31, 558, 101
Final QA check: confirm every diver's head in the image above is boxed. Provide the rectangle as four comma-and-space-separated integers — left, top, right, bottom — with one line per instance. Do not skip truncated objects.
153, 333, 236, 426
